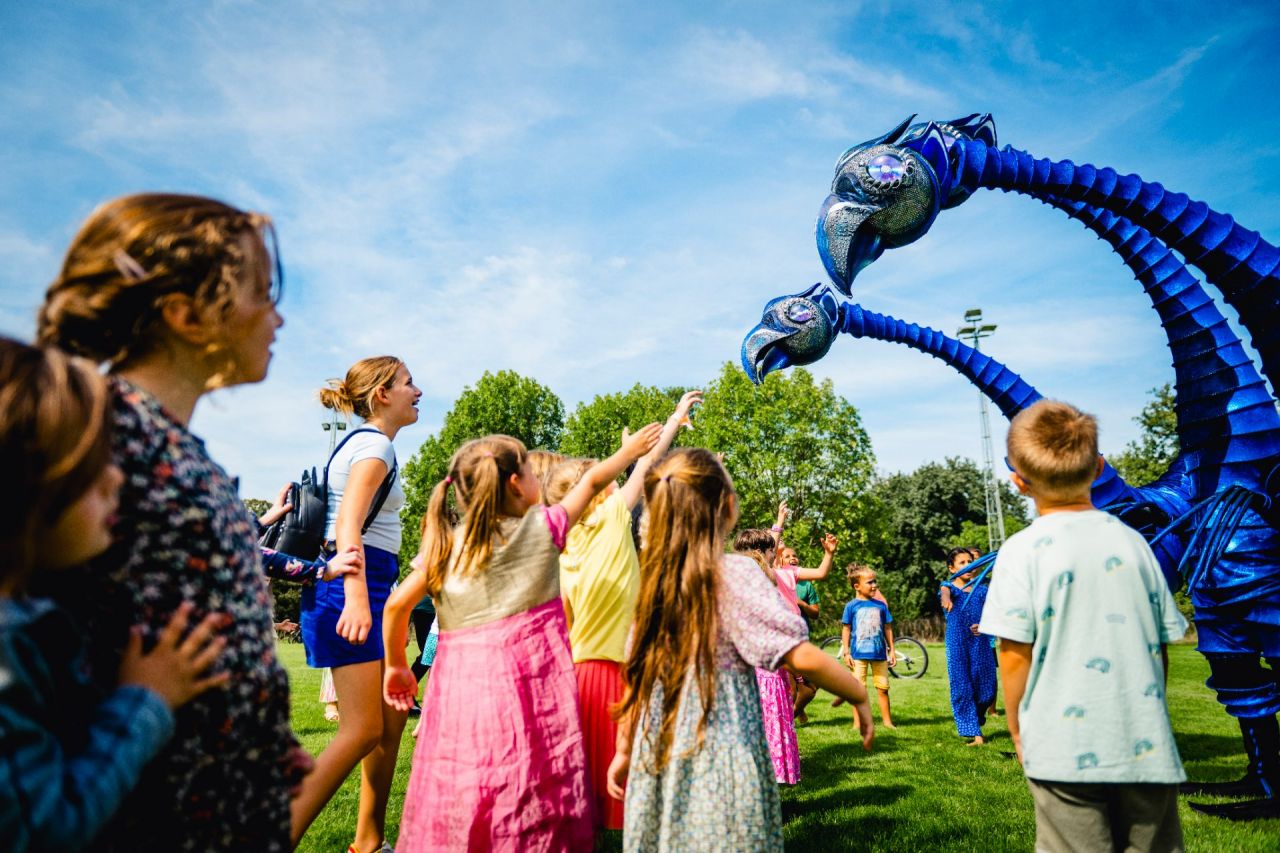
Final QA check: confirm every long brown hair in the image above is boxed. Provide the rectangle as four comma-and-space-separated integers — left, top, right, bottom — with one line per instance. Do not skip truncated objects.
37, 193, 278, 381
615, 447, 737, 771
318, 356, 404, 420
418, 435, 528, 595
0, 338, 110, 587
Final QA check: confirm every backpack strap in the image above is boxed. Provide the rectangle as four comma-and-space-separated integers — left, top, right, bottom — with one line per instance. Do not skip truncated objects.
325, 427, 398, 536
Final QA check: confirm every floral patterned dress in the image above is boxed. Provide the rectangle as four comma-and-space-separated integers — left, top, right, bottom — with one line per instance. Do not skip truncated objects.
48, 377, 298, 852
623, 553, 808, 852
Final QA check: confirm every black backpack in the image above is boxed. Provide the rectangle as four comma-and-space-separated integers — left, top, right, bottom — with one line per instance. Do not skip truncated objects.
259, 427, 398, 559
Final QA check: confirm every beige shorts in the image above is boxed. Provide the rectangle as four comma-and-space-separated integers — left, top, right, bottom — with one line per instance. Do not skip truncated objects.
849, 658, 890, 691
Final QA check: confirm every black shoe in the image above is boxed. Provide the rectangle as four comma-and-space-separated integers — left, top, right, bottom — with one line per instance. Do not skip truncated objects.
1189, 797, 1280, 821
1180, 774, 1267, 798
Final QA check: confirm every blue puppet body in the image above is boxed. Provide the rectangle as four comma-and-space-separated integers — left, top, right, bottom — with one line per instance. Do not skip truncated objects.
742, 115, 1280, 818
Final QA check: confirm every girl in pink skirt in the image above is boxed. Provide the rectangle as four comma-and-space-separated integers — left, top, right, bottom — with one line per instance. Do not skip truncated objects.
382, 426, 662, 852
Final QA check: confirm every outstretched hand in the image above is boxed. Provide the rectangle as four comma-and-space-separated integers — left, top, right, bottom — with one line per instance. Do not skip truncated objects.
621, 422, 663, 461
821, 533, 838, 555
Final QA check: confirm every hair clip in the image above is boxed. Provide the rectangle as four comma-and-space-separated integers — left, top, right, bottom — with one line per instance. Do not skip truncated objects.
112, 249, 147, 281
444, 475, 453, 485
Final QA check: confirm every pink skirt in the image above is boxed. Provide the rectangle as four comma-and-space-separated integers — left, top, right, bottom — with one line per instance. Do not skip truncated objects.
398, 598, 594, 852
755, 667, 801, 785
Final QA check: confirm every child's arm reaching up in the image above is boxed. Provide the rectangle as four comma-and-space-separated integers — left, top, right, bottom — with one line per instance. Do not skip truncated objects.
561, 423, 662, 527
795, 534, 838, 582
620, 391, 702, 510
0, 603, 227, 851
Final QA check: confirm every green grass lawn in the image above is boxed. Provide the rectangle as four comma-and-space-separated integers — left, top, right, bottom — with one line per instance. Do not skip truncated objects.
286, 642, 1280, 851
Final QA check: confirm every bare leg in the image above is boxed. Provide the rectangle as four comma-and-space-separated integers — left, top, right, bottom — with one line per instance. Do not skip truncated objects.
877, 688, 895, 728
291, 661, 385, 847
794, 680, 817, 723
353, 660, 409, 852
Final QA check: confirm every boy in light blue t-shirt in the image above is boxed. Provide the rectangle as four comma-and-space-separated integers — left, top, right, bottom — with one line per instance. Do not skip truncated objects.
980, 400, 1187, 852
840, 565, 896, 729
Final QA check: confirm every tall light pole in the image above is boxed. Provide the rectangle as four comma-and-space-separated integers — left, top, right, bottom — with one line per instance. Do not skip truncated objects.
957, 308, 1007, 552
321, 408, 348, 455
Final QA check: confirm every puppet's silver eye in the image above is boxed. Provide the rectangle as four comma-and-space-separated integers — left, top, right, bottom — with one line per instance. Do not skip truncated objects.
787, 302, 815, 323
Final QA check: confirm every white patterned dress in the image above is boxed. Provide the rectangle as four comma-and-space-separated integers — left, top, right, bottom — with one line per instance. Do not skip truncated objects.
624, 554, 808, 852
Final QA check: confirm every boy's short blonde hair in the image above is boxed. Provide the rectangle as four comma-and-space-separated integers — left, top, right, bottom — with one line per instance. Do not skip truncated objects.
1006, 399, 1100, 501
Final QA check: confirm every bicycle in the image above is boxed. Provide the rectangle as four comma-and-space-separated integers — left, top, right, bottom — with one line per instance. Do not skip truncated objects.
819, 633, 929, 679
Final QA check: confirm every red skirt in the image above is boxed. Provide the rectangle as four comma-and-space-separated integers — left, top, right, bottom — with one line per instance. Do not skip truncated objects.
575, 659, 625, 831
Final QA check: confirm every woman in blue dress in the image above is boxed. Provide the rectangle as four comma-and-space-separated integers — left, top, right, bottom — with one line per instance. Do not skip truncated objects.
940, 547, 998, 745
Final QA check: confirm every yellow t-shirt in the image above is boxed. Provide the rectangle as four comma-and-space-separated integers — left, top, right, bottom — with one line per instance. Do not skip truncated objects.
559, 490, 640, 663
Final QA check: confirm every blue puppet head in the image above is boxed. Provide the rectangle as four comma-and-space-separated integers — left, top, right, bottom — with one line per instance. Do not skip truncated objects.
817, 113, 996, 295
741, 282, 843, 383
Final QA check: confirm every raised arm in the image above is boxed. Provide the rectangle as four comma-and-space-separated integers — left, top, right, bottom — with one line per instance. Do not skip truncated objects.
795, 533, 837, 581
620, 391, 702, 510
770, 500, 789, 547
559, 424, 662, 528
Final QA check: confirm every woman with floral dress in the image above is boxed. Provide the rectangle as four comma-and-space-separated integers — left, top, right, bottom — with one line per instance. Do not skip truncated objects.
36, 193, 306, 851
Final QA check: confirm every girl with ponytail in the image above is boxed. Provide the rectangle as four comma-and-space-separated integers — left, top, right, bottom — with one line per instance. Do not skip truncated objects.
293, 356, 421, 852
382, 424, 663, 852
607, 449, 875, 852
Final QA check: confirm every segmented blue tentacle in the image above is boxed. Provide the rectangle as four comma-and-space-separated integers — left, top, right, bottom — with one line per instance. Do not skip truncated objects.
952, 140, 1280, 395
833, 302, 1135, 510
1034, 194, 1280, 485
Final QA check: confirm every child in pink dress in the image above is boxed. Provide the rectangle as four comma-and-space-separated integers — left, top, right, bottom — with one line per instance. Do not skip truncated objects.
382, 426, 662, 852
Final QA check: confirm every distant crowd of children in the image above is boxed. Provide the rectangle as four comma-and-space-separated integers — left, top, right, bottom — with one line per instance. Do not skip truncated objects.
0, 192, 1190, 852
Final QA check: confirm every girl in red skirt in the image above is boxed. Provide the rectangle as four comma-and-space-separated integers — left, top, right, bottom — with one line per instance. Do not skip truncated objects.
545, 391, 700, 832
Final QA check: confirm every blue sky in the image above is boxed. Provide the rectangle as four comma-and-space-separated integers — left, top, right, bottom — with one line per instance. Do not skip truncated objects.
2, 0, 1279, 500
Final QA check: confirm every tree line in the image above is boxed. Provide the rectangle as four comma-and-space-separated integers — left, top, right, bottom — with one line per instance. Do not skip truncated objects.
256, 376, 1183, 630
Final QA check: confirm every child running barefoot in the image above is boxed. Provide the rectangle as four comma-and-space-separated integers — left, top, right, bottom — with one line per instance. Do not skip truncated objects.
0, 339, 229, 850
547, 390, 701, 831
940, 547, 997, 745
841, 565, 896, 729
383, 425, 663, 852
607, 449, 874, 852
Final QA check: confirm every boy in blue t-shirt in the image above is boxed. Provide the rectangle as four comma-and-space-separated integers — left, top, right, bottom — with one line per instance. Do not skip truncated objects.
979, 400, 1186, 851
840, 564, 896, 728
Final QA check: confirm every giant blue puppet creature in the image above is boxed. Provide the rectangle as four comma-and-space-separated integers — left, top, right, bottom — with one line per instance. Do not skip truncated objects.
741, 115, 1280, 821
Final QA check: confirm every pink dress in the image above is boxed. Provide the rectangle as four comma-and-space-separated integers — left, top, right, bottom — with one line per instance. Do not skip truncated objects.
398, 506, 593, 852
755, 565, 802, 784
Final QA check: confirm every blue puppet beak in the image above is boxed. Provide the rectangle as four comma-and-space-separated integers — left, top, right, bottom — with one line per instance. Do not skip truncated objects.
816, 194, 884, 296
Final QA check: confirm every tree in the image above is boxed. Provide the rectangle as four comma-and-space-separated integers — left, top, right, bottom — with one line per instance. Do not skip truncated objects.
687, 363, 880, 574
1108, 384, 1177, 487
868, 457, 1029, 619
398, 370, 565, 565
560, 384, 689, 460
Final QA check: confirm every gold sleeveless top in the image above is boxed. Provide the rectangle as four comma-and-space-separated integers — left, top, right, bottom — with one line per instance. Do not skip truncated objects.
434, 507, 562, 631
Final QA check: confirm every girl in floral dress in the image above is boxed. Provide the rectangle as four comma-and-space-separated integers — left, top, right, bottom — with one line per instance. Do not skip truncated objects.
383, 425, 663, 852
607, 449, 875, 852
36, 193, 309, 851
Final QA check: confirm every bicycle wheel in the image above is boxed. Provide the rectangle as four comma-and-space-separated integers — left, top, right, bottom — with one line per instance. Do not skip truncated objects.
820, 634, 844, 659
890, 636, 928, 679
